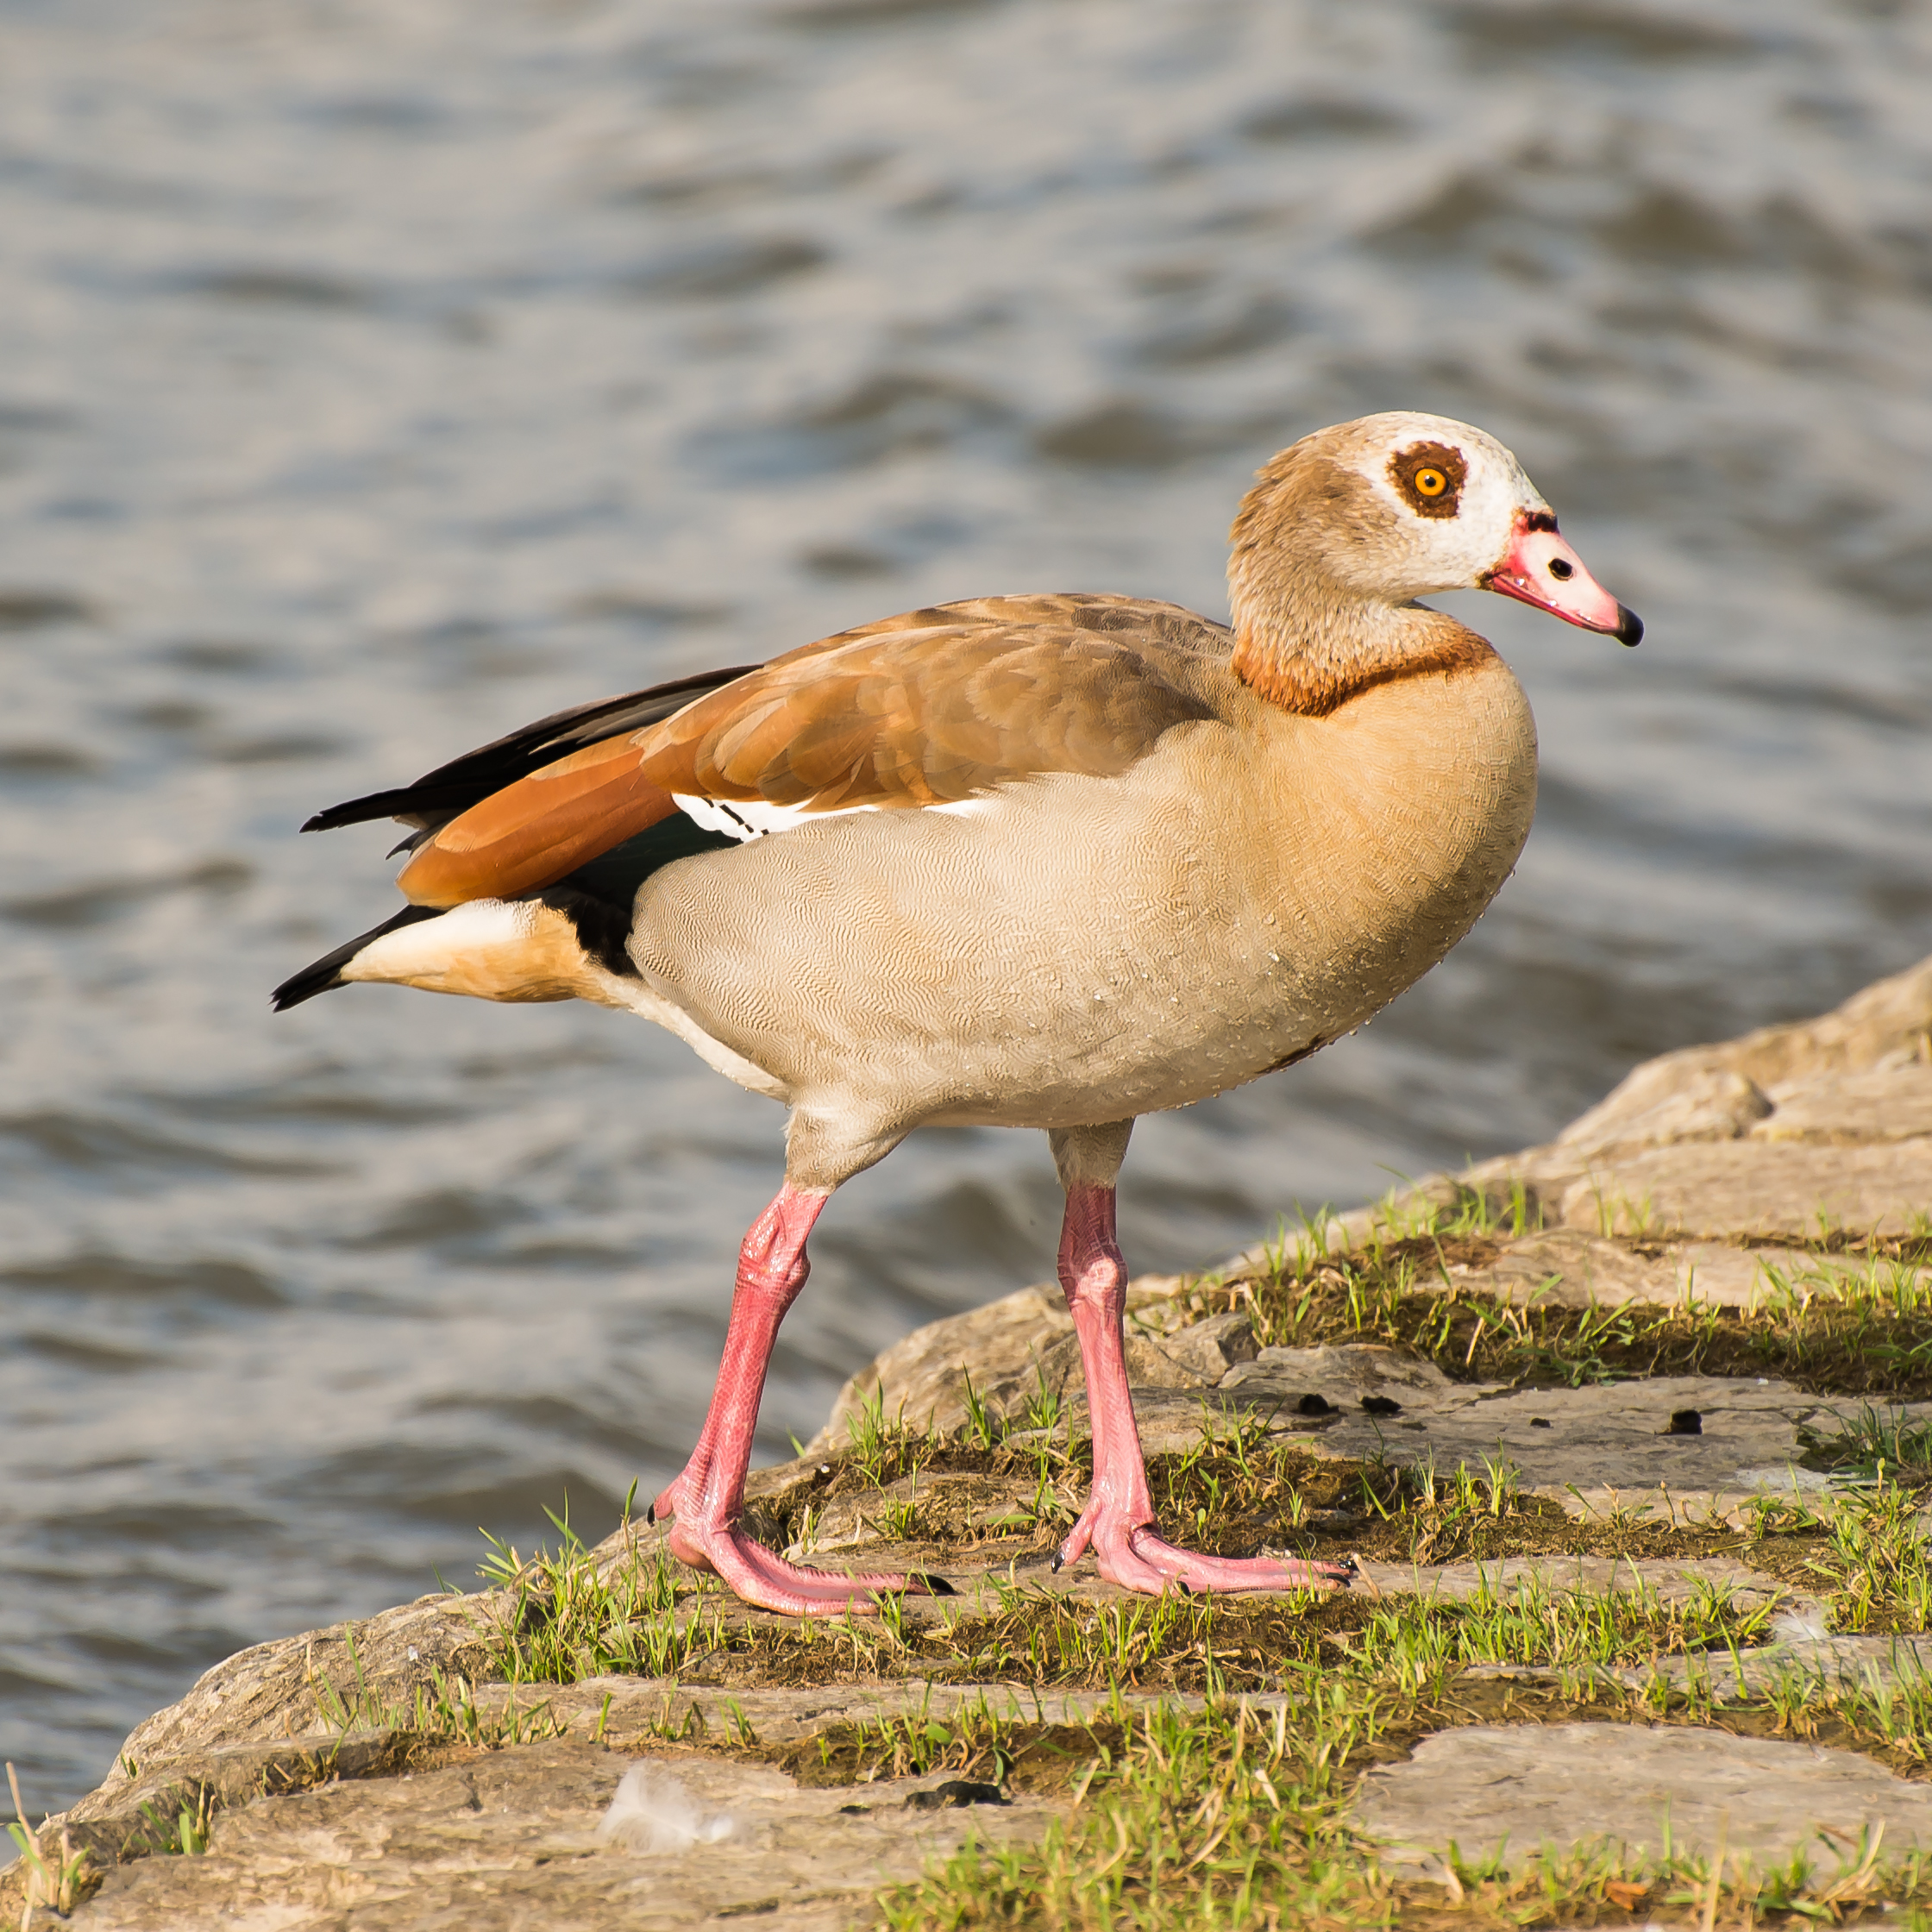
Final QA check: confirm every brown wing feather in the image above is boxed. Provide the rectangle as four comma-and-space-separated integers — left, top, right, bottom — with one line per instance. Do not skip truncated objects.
397, 596, 1224, 907
679, 624, 1215, 806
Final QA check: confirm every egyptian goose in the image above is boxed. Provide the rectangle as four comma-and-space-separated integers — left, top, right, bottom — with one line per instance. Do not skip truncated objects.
276, 411, 1639, 1615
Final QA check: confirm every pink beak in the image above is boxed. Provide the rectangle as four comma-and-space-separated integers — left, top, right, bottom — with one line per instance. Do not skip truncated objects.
1483, 514, 1642, 646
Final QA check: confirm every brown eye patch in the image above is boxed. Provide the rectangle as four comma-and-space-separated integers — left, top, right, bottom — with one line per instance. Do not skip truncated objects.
1389, 441, 1467, 519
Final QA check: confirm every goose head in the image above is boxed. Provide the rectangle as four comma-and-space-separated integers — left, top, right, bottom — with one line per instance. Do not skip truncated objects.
1229, 411, 1642, 662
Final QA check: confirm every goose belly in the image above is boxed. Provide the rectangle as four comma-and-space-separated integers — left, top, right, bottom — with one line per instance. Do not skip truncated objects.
628, 671, 1537, 1130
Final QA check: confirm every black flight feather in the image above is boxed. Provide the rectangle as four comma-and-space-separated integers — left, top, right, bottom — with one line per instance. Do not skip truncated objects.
298, 662, 761, 839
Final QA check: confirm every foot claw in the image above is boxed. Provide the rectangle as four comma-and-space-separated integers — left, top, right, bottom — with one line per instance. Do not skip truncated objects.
664, 1518, 913, 1617
912, 1572, 958, 1597
1078, 1519, 1352, 1596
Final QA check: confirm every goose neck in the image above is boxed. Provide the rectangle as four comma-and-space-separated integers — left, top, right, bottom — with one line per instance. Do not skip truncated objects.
1229, 586, 1462, 718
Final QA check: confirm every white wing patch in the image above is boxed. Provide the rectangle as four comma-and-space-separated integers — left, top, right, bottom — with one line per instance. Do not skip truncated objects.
673, 792, 994, 843
672, 794, 876, 841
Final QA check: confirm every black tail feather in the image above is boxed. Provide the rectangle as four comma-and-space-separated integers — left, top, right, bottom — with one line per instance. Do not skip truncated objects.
271, 906, 442, 1011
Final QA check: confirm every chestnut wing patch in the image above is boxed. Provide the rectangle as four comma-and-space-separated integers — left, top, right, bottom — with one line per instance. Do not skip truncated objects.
389, 609, 1215, 908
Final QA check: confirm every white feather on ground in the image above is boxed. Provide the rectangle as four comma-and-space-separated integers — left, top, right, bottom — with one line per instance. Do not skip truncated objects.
1770, 1608, 1832, 1643
596, 1762, 737, 1853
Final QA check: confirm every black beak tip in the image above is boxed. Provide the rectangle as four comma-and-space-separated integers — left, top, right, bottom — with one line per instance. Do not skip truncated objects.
1615, 605, 1643, 648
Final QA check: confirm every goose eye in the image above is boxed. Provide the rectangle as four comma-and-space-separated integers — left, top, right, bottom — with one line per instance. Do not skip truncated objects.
1388, 442, 1464, 517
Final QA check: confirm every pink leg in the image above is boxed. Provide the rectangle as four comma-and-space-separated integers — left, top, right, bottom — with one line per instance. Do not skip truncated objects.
650, 1183, 929, 1617
1053, 1182, 1352, 1596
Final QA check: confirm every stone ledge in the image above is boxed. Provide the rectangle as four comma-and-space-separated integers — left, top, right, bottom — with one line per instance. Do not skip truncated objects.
14, 951, 1932, 1929
51, 1737, 1059, 1932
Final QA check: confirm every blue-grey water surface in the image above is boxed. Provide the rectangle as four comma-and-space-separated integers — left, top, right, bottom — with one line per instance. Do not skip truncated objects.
4, 0, 1931, 1813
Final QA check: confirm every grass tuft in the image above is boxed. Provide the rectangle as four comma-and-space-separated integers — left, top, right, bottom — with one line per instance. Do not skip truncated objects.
8, 1761, 100, 1918
1170, 1200, 1932, 1402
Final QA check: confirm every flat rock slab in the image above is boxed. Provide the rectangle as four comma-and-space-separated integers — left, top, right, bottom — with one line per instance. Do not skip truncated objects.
1557, 1139, 1932, 1240
468, 1676, 1172, 1745
1352, 1553, 1795, 1609
1356, 1722, 1932, 1877
1277, 1372, 1839, 1495
60, 1739, 1057, 1932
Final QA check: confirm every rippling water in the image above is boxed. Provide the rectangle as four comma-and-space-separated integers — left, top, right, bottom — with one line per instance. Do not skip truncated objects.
4, 0, 1930, 1810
